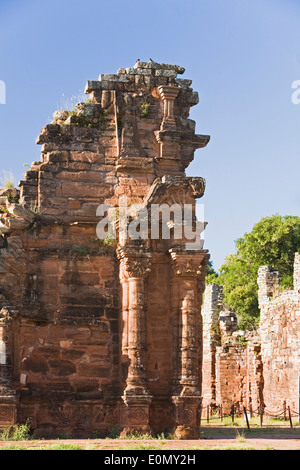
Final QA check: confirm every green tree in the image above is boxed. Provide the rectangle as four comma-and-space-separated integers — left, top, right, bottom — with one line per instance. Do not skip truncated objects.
215, 215, 300, 329
206, 259, 219, 284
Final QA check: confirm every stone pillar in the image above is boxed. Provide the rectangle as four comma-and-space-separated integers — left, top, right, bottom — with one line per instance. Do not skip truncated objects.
257, 266, 280, 312
158, 85, 180, 130
117, 245, 152, 435
0, 307, 17, 426
155, 85, 182, 175
293, 252, 300, 294
219, 309, 237, 336
169, 249, 209, 439
202, 284, 223, 408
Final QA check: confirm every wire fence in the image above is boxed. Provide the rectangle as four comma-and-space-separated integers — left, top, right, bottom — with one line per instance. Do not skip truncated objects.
200, 403, 300, 429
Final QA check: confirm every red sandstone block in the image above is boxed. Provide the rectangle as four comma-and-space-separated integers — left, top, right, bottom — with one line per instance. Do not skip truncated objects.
56, 171, 104, 183
61, 181, 113, 198
71, 378, 99, 392
48, 359, 76, 376
67, 199, 81, 210
22, 356, 49, 374
60, 349, 85, 360
70, 152, 105, 164
77, 364, 111, 378
66, 162, 92, 171
65, 328, 91, 339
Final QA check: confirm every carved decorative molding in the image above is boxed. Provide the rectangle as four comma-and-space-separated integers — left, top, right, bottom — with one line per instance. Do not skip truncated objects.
174, 261, 202, 277
144, 176, 206, 207
158, 85, 180, 118
125, 258, 151, 278
117, 245, 152, 279
169, 249, 207, 278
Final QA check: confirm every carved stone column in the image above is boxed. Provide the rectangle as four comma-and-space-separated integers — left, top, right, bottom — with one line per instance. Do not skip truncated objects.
155, 85, 182, 174
169, 249, 209, 439
0, 307, 17, 426
158, 85, 180, 131
117, 245, 152, 435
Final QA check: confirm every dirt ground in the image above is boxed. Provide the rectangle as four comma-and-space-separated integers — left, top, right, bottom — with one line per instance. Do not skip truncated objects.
0, 430, 299, 450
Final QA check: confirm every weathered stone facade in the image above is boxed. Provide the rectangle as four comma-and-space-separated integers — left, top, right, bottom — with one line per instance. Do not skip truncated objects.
202, 253, 300, 415
258, 254, 300, 412
202, 284, 263, 414
0, 61, 210, 437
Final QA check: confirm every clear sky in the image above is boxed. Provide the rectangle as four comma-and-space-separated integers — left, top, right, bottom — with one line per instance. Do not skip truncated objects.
0, 0, 299, 271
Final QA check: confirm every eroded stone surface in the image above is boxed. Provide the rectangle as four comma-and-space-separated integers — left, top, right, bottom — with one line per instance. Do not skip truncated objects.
0, 62, 210, 437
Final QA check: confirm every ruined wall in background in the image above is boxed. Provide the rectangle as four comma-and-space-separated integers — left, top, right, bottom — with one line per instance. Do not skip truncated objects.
258, 254, 300, 412
202, 284, 262, 414
202, 253, 300, 415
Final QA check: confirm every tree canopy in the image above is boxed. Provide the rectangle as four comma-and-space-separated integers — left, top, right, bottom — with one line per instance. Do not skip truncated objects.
206, 215, 300, 329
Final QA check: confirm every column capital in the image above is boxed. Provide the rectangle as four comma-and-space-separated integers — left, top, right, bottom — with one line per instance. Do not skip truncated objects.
169, 249, 209, 278
157, 84, 180, 102
158, 85, 180, 131
117, 245, 152, 279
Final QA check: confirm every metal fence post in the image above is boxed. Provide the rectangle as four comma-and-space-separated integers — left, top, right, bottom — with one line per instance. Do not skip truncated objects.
243, 406, 250, 430
288, 406, 293, 429
260, 404, 263, 427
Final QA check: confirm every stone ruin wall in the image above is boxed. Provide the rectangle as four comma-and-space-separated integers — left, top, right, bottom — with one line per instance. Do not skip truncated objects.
202, 253, 300, 415
1, 58, 298, 434
202, 284, 262, 414
258, 254, 300, 412
0, 61, 210, 438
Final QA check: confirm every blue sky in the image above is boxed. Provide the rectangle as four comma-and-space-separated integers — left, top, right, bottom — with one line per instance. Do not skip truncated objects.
0, 0, 299, 270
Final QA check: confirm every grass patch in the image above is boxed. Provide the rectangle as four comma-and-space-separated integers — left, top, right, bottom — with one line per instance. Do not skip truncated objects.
106, 430, 175, 441
116, 443, 160, 450
0, 445, 26, 451
0, 443, 83, 451
35, 443, 83, 451
0, 421, 31, 441
210, 444, 257, 450
0, 171, 15, 189
119, 432, 155, 440
235, 430, 246, 442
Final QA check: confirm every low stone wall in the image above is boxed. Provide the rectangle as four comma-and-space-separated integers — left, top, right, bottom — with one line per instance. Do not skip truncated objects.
214, 337, 263, 414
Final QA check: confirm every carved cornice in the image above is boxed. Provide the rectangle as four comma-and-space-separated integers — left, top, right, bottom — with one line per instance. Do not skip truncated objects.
154, 129, 210, 150
144, 175, 206, 207
157, 85, 180, 103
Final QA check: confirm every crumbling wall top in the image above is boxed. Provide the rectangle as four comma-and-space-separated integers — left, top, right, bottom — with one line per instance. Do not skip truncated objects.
257, 266, 280, 310
18, 61, 210, 217
293, 252, 300, 293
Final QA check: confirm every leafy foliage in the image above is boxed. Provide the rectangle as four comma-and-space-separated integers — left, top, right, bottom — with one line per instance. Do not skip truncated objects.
206, 259, 219, 284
